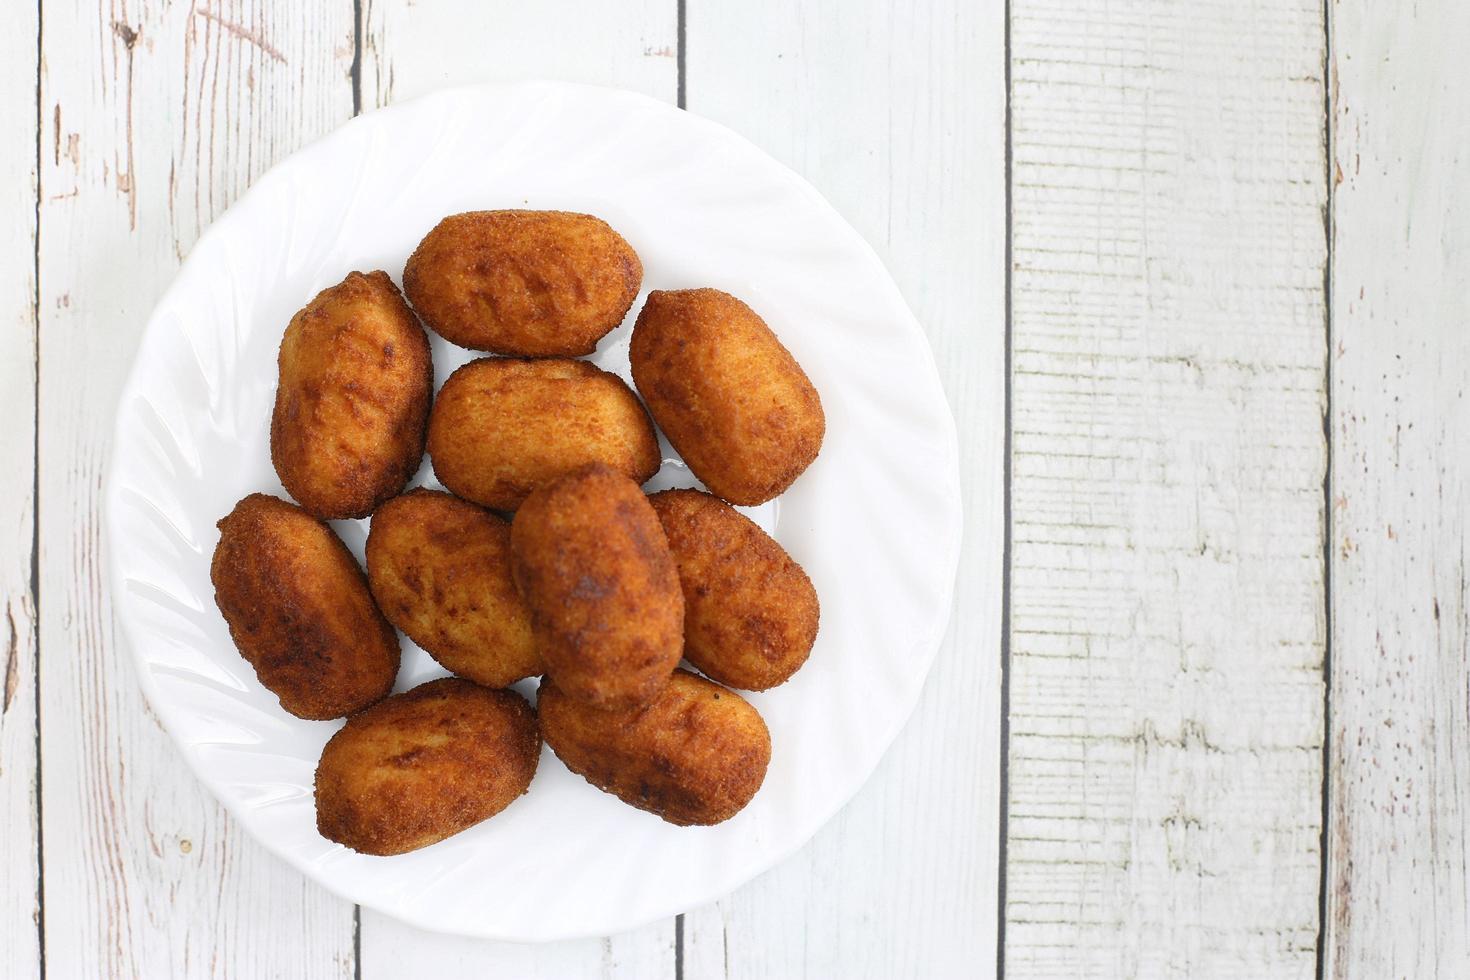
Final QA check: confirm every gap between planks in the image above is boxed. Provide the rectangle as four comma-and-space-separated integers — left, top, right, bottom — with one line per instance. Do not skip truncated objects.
1315, 0, 1335, 975
998, 0, 1015, 973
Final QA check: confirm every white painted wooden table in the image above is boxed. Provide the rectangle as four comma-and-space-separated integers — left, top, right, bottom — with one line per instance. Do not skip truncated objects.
1, 1, 1464, 977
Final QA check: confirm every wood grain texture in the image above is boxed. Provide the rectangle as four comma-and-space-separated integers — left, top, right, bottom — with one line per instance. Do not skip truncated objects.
356, 3, 676, 973
1006, 2, 1328, 976
1325, 2, 1470, 975
0, 3, 40, 979
680, 1, 1005, 976
38, 2, 356, 976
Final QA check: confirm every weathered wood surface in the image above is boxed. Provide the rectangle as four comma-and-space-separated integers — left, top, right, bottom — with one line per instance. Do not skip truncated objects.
0, 2, 41, 978
679, 0, 1005, 976
1325, 1, 1470, 976
36, 3, 356, 977
1004, 1, 1329, 976
19, 0, 1468, 975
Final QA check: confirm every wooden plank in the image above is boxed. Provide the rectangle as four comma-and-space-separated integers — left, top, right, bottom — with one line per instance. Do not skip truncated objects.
359, 0, 676, 106
356, 2, 677, 973
1325, 3, 1470, 975
38, 2, 357, 976
359, 923, 675, 980
1005, 2, 1329, 976
0, 2, 40, 978
678, 1, 1005, 976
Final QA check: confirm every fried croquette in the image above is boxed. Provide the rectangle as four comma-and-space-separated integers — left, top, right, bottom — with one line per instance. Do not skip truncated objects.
539, 669, 771, 826
510, 464, 682, 710
366, 489, 541, 688
211, 493, 399, 720
630, 288, 824, 505
649, 489, 819, 690
427, 357, 660, 511
270, 270, 433, 520
314, 678, 540, 855
403, 210, 642, 356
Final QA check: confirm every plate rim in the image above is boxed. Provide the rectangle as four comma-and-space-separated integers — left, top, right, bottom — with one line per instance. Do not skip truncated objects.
104, 78, 965, 942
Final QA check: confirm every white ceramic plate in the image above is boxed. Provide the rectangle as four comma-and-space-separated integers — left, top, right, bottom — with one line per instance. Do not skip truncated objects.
106, 81, 962, 942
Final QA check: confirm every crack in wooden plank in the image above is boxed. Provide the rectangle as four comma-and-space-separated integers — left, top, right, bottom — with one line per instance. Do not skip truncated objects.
109, 19, 138, 230
194, 8, 285, 64
2, 604, 18, 715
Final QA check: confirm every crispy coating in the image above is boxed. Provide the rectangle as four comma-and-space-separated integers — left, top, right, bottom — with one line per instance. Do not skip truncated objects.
366, 489, 541, 688
427, 357, 660, 511
539, 669, 770, 826
403, 210, 642, 356
649, 489, 819, 690
211, 493, 399, 720
630, 288, 825, 505
271, 270, 434, 519
314, 678, 540, 855
510, 464, 683, 710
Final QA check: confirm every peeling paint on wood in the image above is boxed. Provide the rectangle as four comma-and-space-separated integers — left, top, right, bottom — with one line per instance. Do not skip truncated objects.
37, 2, 356, 977
0, 0, 40, 975
1325, 1, 1470, 975
17, 0, 1465, 974
1004, 1, 1329, 976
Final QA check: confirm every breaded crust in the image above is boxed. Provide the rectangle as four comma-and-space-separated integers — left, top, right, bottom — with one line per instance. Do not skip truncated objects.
366, 489, 541, 688
211, 493, 399, 719
427, 357, 660, 511
649, 489, 819, 690
270, 270, 434, 519
510, 464, 683, 710
539, 669, 771, 826
403, 210, 642, 356
630, 288, 824, 505
314, 678, 540, 855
